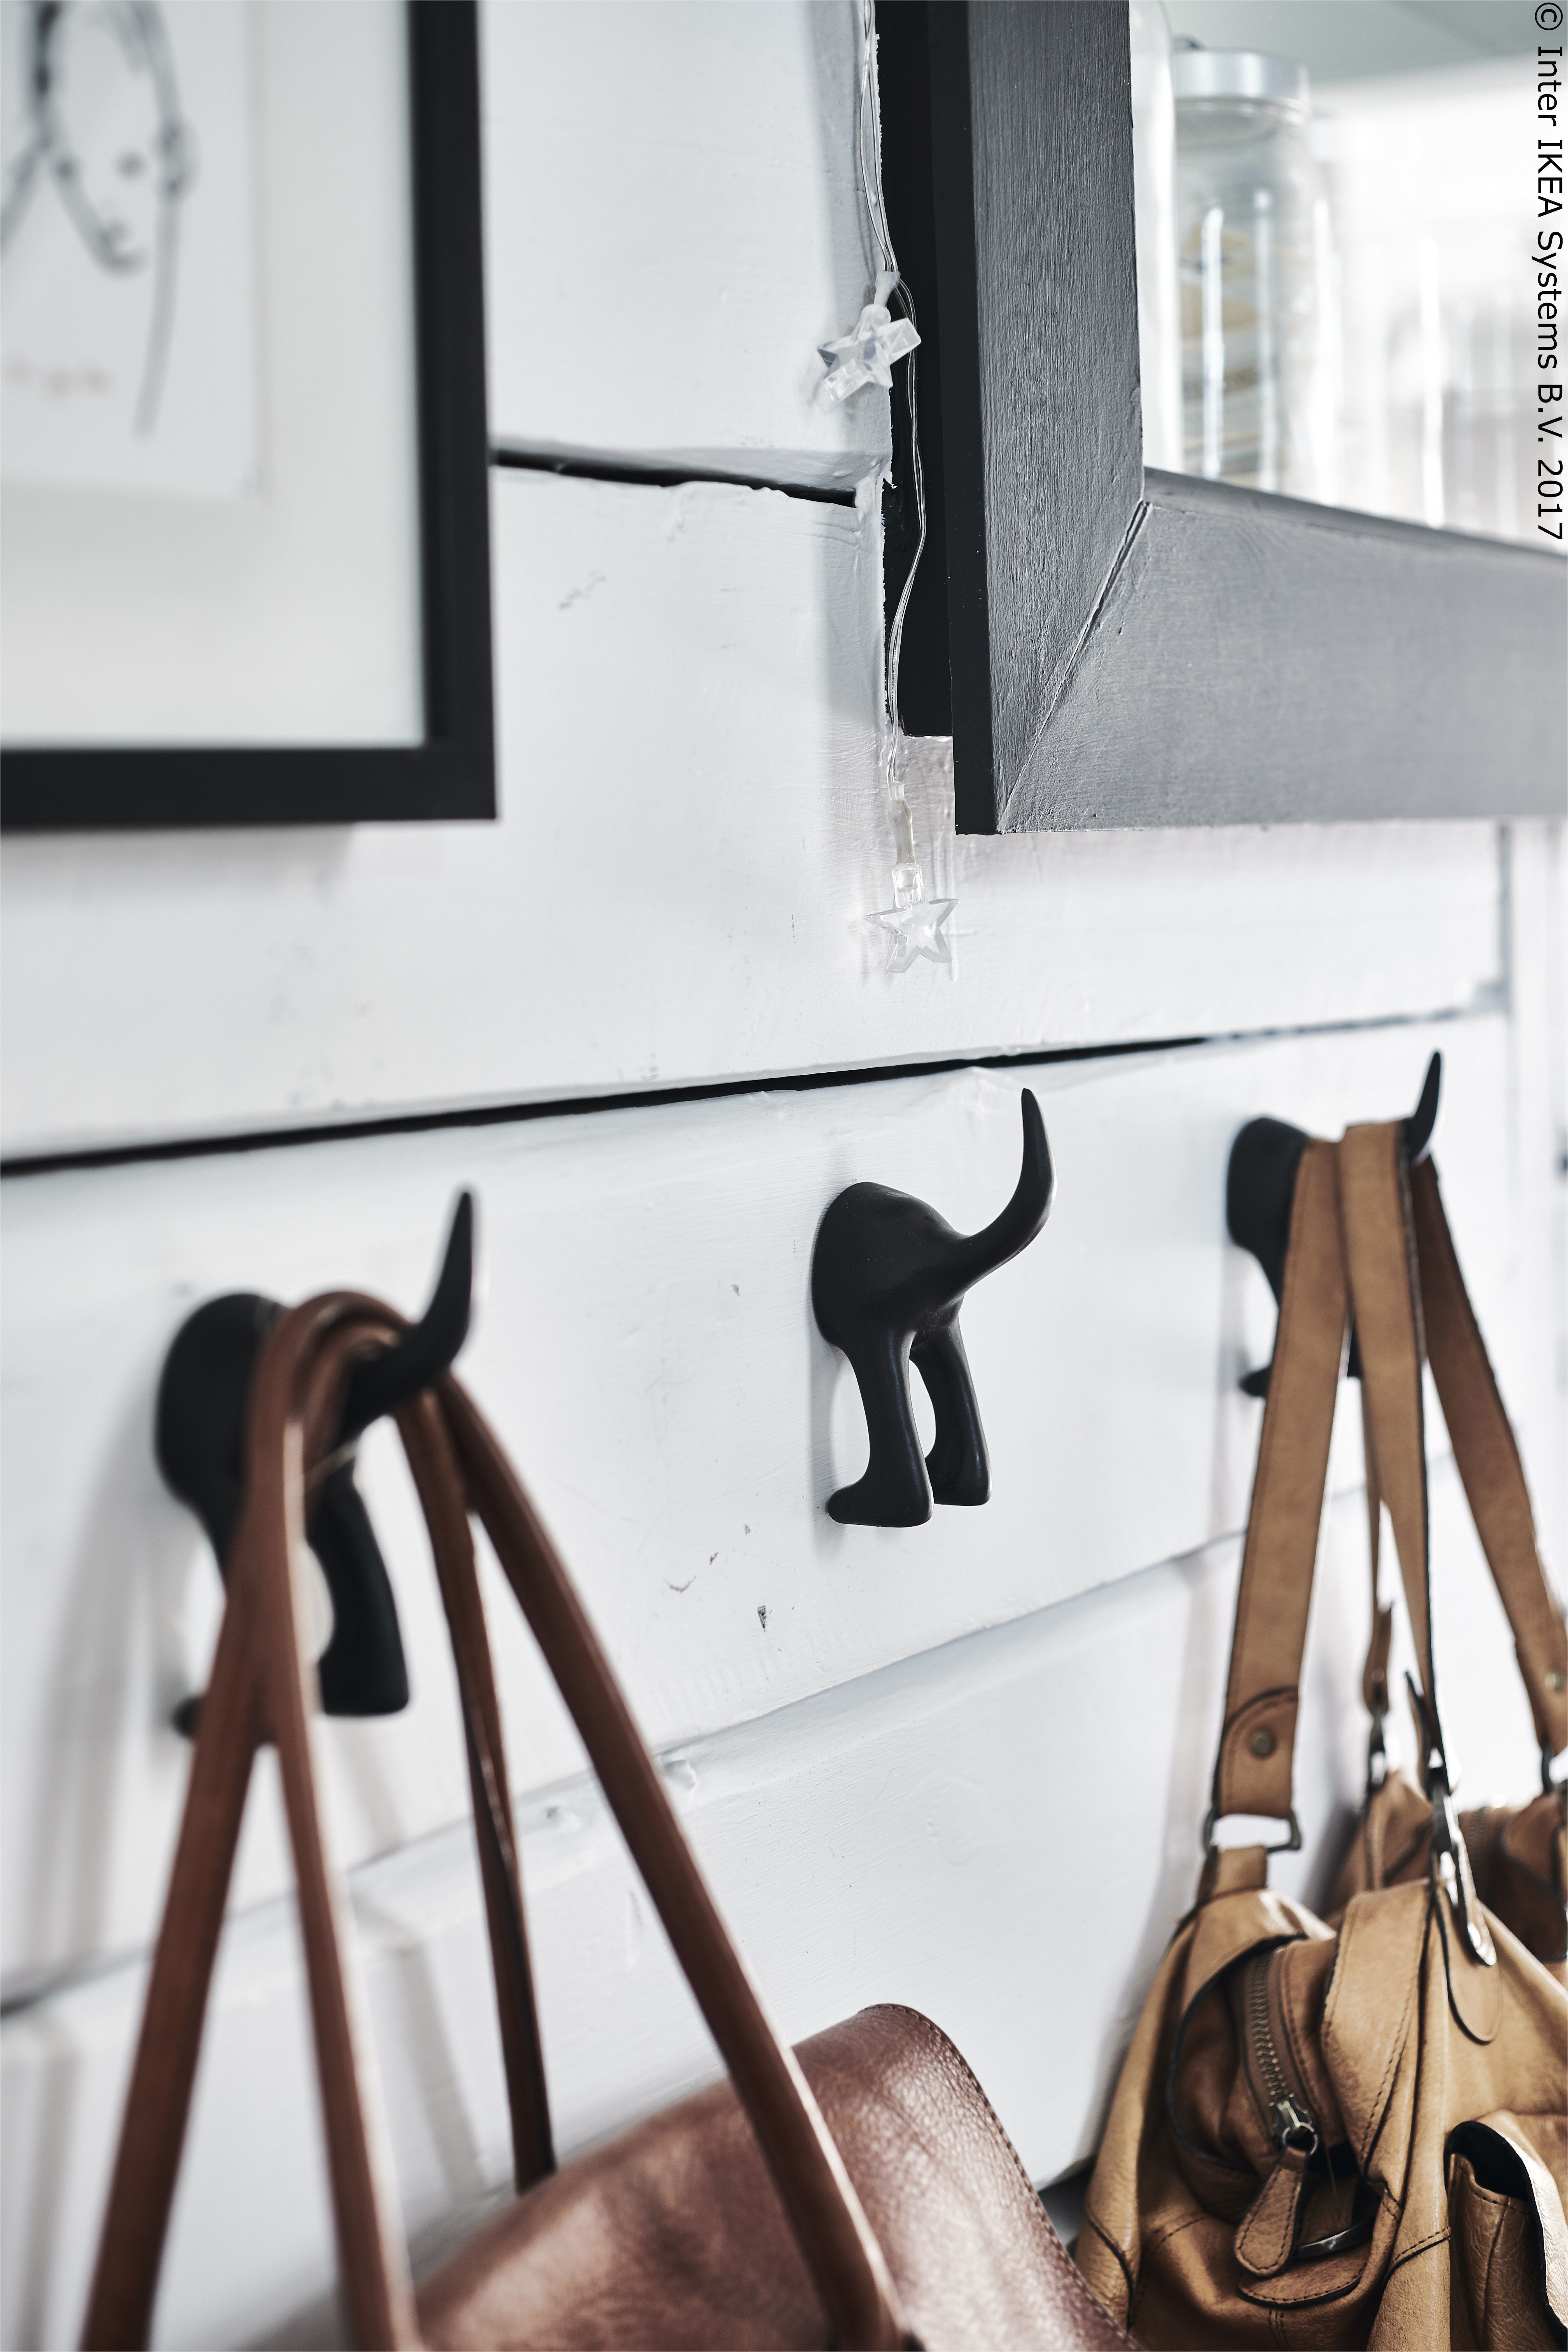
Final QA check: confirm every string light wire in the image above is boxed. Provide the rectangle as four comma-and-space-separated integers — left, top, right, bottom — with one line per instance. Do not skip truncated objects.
855, 0, 928, 852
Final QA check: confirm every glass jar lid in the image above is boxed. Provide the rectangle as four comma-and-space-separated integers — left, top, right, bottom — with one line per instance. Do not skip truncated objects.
1171, 46, 1309, 114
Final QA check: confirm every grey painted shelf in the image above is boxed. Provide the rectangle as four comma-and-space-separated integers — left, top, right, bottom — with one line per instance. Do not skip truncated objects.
879, 1, 1566, 833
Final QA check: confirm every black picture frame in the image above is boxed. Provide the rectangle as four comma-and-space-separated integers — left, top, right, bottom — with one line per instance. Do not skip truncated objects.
1, 0, 494, 833
878, 1, 1567, 834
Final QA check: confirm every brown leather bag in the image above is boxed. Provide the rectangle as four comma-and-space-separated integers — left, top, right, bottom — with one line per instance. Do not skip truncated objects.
1076, 1122, 1568, 2350
81, 1287, 1130, 2351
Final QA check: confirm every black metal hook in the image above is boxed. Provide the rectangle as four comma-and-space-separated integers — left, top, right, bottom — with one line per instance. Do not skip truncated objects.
811, 1092, 1054, 1526
158, 1192, 476, 1734
337, 1192, 474, 1440
1226, 1054, 1440, 1398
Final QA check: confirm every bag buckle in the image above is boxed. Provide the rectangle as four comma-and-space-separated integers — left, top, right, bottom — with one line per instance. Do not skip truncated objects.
1406, 1672, 1496, 1967
1365, 1706, 1388, 1798
1429, 1777, 1497, 1968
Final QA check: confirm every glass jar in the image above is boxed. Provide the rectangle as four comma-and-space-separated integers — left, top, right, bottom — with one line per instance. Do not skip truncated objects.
1173, 47, 1330, 499
1130, 1, 1182, 472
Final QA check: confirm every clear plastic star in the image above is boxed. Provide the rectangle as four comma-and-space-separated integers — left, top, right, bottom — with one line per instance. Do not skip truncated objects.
871, 888, 957, 973
820, 272, 920, 402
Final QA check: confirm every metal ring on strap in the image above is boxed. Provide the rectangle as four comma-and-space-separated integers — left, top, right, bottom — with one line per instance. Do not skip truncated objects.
1201, 1807, 1302, 1856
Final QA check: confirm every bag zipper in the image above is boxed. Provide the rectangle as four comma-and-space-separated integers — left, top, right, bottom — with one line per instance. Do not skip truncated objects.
1234, 1945, 1376, 2282
1243, 1948, 1320, 2160
1232, 1946, 1321, 2280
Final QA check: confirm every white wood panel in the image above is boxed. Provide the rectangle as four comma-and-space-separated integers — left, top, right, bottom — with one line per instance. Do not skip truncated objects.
1503, 821, 1568, 1575
5, 1016, 1546, 1994
2, 1462, 1546, 2352
479, 2, 888, 485
0, 471, 1507, 1157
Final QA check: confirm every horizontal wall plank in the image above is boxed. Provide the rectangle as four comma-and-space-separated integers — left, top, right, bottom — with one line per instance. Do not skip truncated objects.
2, 1461, 1546, 2352
0, 472, 1508, 1157
3, 1016, 1544, 1992
480, 1, 887, 486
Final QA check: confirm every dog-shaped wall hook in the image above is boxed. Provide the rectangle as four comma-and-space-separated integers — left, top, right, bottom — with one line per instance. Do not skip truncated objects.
811, 1091, 1054, 1526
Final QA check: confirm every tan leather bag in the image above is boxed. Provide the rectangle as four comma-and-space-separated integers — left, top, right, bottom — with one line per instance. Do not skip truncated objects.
1076, 1122, 1568, 2350
82, 1288, 1130, 2351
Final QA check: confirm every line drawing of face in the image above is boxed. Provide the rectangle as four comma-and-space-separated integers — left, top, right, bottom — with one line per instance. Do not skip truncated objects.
1, 0, 193, 431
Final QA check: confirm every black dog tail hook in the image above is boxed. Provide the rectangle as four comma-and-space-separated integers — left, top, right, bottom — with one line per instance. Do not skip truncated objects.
939, 1091, 1055, 1295
812, 1090, 1054, 1528
1405, 1052, 1441, 1166
1227, 1053, 1441, 1397
158, 1191, 476, 1734
337, 1192, 474, 1441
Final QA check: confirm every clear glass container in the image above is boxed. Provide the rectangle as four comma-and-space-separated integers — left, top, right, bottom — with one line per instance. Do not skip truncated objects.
1130, 1, 1182, 472
1173, 46, 1331, 498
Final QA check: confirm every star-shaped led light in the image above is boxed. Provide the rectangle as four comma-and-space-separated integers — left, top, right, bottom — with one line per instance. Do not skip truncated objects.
871, 864, 956, 973
820, 271, 920, 403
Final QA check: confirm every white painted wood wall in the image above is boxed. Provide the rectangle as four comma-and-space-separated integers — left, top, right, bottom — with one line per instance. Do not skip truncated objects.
2, 8, 1563, 2348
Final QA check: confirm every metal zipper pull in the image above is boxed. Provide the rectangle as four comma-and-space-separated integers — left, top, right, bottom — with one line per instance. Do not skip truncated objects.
1271, 2095, 1319, 2157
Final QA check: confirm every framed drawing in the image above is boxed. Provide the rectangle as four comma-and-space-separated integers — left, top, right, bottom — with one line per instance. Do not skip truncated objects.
878, 2, 1566, 833
0, 0, 493, 830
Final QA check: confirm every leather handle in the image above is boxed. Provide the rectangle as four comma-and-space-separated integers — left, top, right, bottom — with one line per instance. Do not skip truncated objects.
1216, 1120, 1454, 1806
1409, 1158, 1568, 1761
83, 1300, 422, 2352
1209, 1110, 1559, 1902
1357, 1384, 1393, 1727
86, 1301, 910, 2352
1212, 1141, 1348, 1825
1337, 1123, 1442, 1721
79, 1524, 271, 2348
262, 1326, 423, 2352
1345, 1151, 1567, 1767
1355, 1377, 1397, 1898
438, 1374, 911, 2352
397, 1394, 554, 2191
1338, 1125, 1500, 1966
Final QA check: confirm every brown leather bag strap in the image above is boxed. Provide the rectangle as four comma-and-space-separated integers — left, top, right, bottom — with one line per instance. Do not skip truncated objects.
84, 1299, 423, 2352
437, 1372, 910, 2351
1206, 1106, 1558, 1899
79, 1503, 272, 2348
1337, 1121, 1500, 1966
1409, 1157, 1568, 1764
260, 1330, 425, 2351
87, 1304, 910, 2352
1358, 1381, 1393, 1738
397, 1393, 554, 2190
1337, 1122, 1440, 1711
82, 1311, 553, 2352
1210, 1140, 1349, 1829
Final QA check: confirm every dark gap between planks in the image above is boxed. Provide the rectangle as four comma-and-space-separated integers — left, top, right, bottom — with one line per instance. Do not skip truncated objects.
0, 1010, 1477, 1180
490, 445, 859, 507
